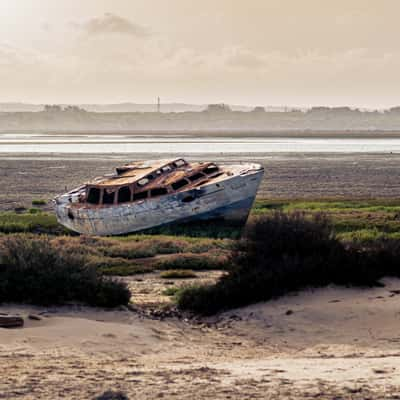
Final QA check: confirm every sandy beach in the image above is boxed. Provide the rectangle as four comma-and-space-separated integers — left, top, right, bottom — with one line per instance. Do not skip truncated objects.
2, 279, 400, 399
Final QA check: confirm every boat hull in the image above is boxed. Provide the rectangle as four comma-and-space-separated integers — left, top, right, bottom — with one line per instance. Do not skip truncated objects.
55, 165, 263, 236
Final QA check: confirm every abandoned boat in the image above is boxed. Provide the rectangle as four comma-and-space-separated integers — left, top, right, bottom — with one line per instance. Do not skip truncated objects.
54, 158, 264, 236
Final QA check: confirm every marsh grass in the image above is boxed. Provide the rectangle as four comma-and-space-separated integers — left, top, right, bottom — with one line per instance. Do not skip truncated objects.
337, 228, 400, 243
0, 212, 65, 234
253, 199, 400, 213
160, 270, 197, 279
156, 254, 228, 271
140, 219, 243, 239
1, 199, 400, 304
178, 212, 400, 315
32, 235, 231, 276
252, 199, 400, 243
99, 264, 151, 276
2, 199, 400, 242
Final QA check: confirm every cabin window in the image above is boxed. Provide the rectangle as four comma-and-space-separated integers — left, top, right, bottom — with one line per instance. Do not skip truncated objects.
188, 172, 205, 182
162, 165, 172, 173
173, 159, 186, 168
172, 179, 189, 191
87, 188, 101, 205
116, 166, 130, 175
118, 186, 131, 203
137, 178, 149, 187
103, 189, 115, 205
203, 165, 219, 175
133, 191, 148, 201
150, 188, 168, 197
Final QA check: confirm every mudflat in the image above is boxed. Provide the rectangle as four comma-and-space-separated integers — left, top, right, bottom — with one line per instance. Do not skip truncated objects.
1, 152, 400, 211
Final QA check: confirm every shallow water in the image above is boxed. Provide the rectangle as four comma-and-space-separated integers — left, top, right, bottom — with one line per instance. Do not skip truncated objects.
1, 133, 400, 153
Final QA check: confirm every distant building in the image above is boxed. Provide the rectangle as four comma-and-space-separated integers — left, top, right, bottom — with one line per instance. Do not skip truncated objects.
251, 106, 266, 113
389, 106, 400, 114
308, 106, 331, 113
64, 105, 86, 113
44, 105, 63, 113
204, 103, 232, 113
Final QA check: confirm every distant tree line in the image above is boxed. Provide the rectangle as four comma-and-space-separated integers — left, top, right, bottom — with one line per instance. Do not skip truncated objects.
44, 105, 87, 113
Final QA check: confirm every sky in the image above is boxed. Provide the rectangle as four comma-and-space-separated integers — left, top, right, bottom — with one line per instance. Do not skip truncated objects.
1, 0, 400, 107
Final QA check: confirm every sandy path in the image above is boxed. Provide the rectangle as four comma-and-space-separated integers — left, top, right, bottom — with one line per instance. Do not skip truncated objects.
2, 279, 400, 398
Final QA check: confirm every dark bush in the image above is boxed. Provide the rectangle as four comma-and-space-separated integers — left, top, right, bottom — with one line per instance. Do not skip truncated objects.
178, 212, 400, 315
0, 235, 131, 307
32, 199, 47, 206
94, 391, 129, 400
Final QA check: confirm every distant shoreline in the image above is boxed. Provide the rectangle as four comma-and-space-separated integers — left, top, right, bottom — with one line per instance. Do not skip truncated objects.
3, 129, 400, 138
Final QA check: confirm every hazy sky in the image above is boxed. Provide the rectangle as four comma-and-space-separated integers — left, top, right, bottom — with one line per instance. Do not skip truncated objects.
1, 0, 400, 107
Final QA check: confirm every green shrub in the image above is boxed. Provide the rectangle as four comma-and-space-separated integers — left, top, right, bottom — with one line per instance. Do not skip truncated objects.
178, 212, 400, 315
32, 199, 47, 206
160, 269, 197, 279
0, 235, 131, 307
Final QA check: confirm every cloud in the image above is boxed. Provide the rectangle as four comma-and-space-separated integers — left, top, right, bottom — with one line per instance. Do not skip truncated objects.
224, 47, 267, 69
40, 22, 52, 32
80, 13, 150, 37
2, 35, 400, 106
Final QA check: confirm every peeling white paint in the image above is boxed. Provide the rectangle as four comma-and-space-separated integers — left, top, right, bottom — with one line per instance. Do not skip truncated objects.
55, 163, 263, 236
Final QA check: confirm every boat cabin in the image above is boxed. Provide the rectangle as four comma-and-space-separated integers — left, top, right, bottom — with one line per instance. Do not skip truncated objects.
82, 158, 222, 207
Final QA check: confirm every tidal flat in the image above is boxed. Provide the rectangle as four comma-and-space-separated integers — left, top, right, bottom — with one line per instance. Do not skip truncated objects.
1, 152, 400, 211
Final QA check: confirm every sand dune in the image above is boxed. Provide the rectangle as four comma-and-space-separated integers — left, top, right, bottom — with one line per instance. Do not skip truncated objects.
2, 279, 400, 398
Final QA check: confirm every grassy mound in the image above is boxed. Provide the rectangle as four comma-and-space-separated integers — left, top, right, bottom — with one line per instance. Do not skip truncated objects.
0, 235, 131, 307
178, 212, 400, 315
156, 253, 228, 271
0, 212, 64, 234
47, 235, 231, 276
160, 269, 197, 279
252, 199, 400, 241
